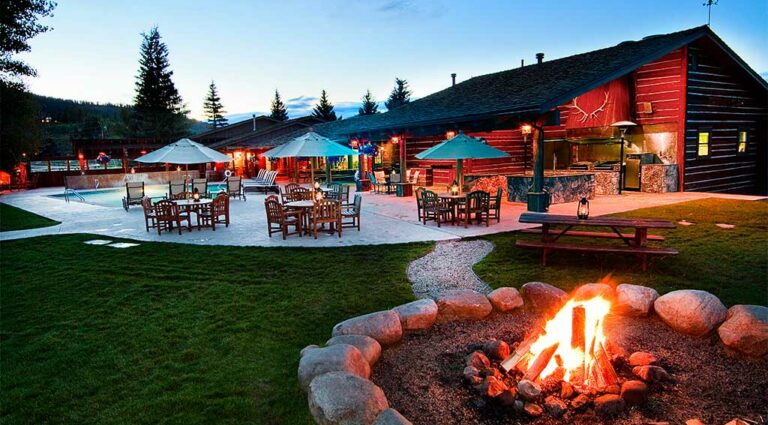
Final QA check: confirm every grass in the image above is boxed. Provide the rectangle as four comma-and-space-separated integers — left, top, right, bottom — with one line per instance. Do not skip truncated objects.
475, 198, 768, 306
0, 234, 431, 424
0, 203, 60, 232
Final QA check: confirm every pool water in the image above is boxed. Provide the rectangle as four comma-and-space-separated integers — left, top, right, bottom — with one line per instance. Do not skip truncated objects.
51, 184, 228, 208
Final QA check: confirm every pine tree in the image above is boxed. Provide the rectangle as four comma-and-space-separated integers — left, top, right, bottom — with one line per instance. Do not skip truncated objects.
1, 0, 56, 86
384, 78, 412, 111
270, 90, 289, 121
358, 90, 378, 116
312, 90, 339, 121
130, 26, 189, 138
203, 80, 228, 128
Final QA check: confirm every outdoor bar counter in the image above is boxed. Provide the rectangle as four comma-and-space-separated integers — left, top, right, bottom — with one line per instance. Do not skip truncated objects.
506, 171, 618, 204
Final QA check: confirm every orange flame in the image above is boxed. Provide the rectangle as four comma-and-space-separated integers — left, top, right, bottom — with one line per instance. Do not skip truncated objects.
526, 296, 611, 386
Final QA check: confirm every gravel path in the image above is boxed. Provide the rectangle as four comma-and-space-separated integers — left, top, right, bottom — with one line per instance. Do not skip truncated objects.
407, 240, 494, 299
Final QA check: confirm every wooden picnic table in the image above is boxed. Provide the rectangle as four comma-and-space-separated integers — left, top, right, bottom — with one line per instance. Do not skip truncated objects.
516, 212, 678, 271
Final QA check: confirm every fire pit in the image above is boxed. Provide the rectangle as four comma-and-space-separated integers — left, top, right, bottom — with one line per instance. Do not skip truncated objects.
300, 283, 768, 425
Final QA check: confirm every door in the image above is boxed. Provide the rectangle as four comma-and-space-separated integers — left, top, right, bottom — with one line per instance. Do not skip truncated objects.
624, 159, 641, 190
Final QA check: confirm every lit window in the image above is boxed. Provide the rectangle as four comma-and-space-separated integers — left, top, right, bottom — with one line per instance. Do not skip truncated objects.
697, 132, 710, 157
738, 131, 747, 154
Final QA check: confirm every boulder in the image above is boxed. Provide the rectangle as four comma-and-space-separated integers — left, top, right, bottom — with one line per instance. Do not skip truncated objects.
308, 372, 388, 425
628, 351, 658, 366
594, 394, 625, 417
332, 310, 403, 346
620, 380, 648, 406
517, 379, 542, 401
523, 402, 543, 417
632, 365, 671, 383
521, 282, 567, 311
435, 289, 492, 322
301, 344, 320, 357
482, 339, 510, 360
479, 376, 508, 397
717, 305, 768, 357
544, 396, 567, 418
487, 287, 524, 312
326, 335, 382, 366
298, 344, 371, 390
654, 290, 727, 336
466, 351, 491, 370
497, 388, 517, 406
373, 408, 412, 425
392, 299, 438, 331
571, 283, 615, 301
615, 284, 659, 317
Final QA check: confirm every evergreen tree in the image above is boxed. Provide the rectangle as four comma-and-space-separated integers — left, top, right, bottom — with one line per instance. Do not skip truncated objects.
203, 80, 228, 128
1, 0, 56, 86
358, 90, 378, 116
312, 90, 339, 121
384, 78, 412, 111
129, 27, 189, 139
270, 90, 289, 121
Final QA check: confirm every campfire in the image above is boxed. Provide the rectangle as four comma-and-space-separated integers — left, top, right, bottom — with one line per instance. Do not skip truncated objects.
501, 296, 616, 390
463, 292, 657, 418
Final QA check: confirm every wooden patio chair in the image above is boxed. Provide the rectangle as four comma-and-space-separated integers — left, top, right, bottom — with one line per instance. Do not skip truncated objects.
191, 178, 208, 198
265, 197, 302, 240
168, 180, 187, 200
371, 171, 388, 194
141, 196, 157, 232
198, 193, 230, 231
122, 182, 145, 211
341, 194, 362, 231
415, 187, 426, 221
154, 199, 191, 235
292, 187, 312, 200
410, 169, 421, 185
310, 199, 342, 239
488, 187, 503, 223
457, 190, 490, 228
387, 172, 401, 194
226, 176, 246, 201
284, 182, 301, 193
422, 190, 453, 227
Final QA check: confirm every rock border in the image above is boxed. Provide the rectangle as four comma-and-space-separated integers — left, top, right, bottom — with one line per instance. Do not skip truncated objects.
299, 283, 765, 424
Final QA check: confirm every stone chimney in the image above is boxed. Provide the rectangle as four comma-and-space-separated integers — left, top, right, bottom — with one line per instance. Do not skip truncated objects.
536, 53, 544, 64
451, 73, 456, 86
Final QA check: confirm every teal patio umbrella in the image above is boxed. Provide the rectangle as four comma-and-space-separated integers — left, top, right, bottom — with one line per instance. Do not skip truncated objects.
415, 132, 509, 191
261, 132, 358, 183
134, 138, 233, 179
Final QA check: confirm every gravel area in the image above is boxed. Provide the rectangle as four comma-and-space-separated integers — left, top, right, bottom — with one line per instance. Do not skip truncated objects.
371, 311, 768, 425
407, 240, 494, 298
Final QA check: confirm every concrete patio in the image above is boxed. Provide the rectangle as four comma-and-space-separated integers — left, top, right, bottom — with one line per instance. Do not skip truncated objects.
0, 185, 764, 247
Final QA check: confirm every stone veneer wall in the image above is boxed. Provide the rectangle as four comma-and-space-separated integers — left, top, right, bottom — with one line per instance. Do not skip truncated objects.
64, 170, 200, 190
641, 164, 678, 193
507, 174, 595, 204
594, 171, 619, 195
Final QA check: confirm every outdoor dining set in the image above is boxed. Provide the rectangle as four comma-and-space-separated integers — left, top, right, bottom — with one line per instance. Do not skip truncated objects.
264, 183, 362, 240
415, 187, 503, 228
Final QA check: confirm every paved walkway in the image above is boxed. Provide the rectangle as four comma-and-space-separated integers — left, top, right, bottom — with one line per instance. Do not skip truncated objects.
0, 185, 763, 247
407, 240, 494, 299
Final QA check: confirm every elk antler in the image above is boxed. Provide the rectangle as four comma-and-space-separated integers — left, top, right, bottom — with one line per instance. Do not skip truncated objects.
568, 90, 610, 123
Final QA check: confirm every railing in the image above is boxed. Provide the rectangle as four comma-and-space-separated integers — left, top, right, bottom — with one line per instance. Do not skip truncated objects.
63, 188, 85, 203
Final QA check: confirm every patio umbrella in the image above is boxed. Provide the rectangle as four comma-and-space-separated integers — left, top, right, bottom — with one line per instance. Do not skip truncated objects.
415, 132, 509, 191
134, 138, 233, 180
261, 132, 358, 183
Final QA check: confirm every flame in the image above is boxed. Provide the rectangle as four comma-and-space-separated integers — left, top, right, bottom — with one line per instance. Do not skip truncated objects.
526, 296, 611, 386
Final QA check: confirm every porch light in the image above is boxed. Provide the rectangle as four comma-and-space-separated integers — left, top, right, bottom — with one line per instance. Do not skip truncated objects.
450, 180, 460, 195
235, 151, 243, 159
390, 136, 400, 144
130, 167, 135, 174
577, 197, 589, 219
140, 150, 147, 155
314, 180, 321, 190
521, 124, 533, 135
176, 166, 181, 172
446, 130, 456, 140
78, 153, 84, 159
193, 188, 201, 202
350, 139, 359, 148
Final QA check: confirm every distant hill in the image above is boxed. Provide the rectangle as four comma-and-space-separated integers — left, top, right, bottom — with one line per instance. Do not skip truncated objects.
33, 94, 128, 124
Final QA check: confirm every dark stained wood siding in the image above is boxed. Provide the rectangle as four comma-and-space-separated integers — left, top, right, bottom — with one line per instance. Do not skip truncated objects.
683, 38, 768, 194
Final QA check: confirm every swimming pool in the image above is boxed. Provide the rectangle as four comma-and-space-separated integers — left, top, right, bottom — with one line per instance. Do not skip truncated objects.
50, 183, 228, 208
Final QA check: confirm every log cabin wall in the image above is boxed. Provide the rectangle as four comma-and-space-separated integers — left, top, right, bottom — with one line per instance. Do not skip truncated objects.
683, 37, 767, 194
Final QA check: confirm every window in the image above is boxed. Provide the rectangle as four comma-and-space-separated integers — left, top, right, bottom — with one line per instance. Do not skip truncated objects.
697, 131, 710, 157
737, 130, 748, 154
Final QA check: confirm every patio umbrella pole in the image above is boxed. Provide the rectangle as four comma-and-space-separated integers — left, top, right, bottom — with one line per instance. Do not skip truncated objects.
456, 159, 463, 193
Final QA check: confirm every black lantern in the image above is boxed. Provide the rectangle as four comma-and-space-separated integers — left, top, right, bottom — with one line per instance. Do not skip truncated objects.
192, 187, 200, 202
450, 180, 460, 195
577, 197, 589, 219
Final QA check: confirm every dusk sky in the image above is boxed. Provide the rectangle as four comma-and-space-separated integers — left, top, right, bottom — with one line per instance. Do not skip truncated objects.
22, 0, 768, 121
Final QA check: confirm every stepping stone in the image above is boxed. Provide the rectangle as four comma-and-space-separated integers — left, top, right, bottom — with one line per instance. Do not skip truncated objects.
716, 223, 735, 229
84, 239, 112, 245
678, 220, 694, 226
107, 242, 140, 249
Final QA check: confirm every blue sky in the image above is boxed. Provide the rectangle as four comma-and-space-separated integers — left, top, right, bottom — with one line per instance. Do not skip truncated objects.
22, 0, 768, 121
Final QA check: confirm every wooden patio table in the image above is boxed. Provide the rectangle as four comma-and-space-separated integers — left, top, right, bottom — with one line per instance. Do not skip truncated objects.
516, 212, 678, 271
285, 200, 313, 235
173, 198, 212, 231
439, 193, 467, 225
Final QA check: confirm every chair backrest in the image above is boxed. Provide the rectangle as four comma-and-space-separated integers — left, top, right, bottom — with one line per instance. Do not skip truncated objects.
493, 187, 502, 205
265, 194, 280, 203
141, 196, 154, 215
227, 176, 241, 193
338, 185, 350, 203
467, 190, 490, 210
169, 180, 186, 198
192, 178, 207, 195
374, 171, 386, 183
266, 171, 277, 185
313, 199, 341, 222
390, 173, 401, 184
352, 193, 362, 213
126, 182, 144, 199
422, 190, 438, 207
405, 169, 412, 182
154, 199, 177, 220
213, 192, 229, 215
285, 183, 300, 193
411, 170, 421, 184
293, 187, 311, 200
264, 198, 284, 223
256, 169, 266, 180
415, 187, 425, 205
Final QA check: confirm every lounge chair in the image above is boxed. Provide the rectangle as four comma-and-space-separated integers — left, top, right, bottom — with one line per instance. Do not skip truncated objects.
226, 176, 246, 201
341, 194, 362, 231
168, 180, 187, 200
410, 170, 421, 185
488, 187, 502, 223
191, 178, 208, 198
199, 193, 230, 230
247, 170, 279, 193
371, 171, 388, 194
253, 169, 267, 182
265, 197, 302, 240
122, 182, 145, 211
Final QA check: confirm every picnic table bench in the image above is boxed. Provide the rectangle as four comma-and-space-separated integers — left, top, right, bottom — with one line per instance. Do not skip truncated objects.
516, 212, 678, 271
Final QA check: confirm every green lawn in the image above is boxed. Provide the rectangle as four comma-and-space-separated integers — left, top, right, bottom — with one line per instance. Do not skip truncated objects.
0, 234, 431, 424
1, 198, 765, 424
475, 198, 768, 306
0, 203, 60, 232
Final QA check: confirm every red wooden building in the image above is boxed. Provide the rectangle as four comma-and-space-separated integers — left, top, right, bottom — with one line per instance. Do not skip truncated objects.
317, 25, 767, 196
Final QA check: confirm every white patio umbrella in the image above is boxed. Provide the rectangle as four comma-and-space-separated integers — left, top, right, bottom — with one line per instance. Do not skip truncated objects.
134, 138, 233, 179
261, 132, 358, 183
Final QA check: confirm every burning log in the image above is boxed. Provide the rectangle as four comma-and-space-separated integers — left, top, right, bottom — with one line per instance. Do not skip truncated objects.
590, 342, 618, 388
500, 333, 537, 373
523, 342, 559, 381
571, 306, 585, 350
